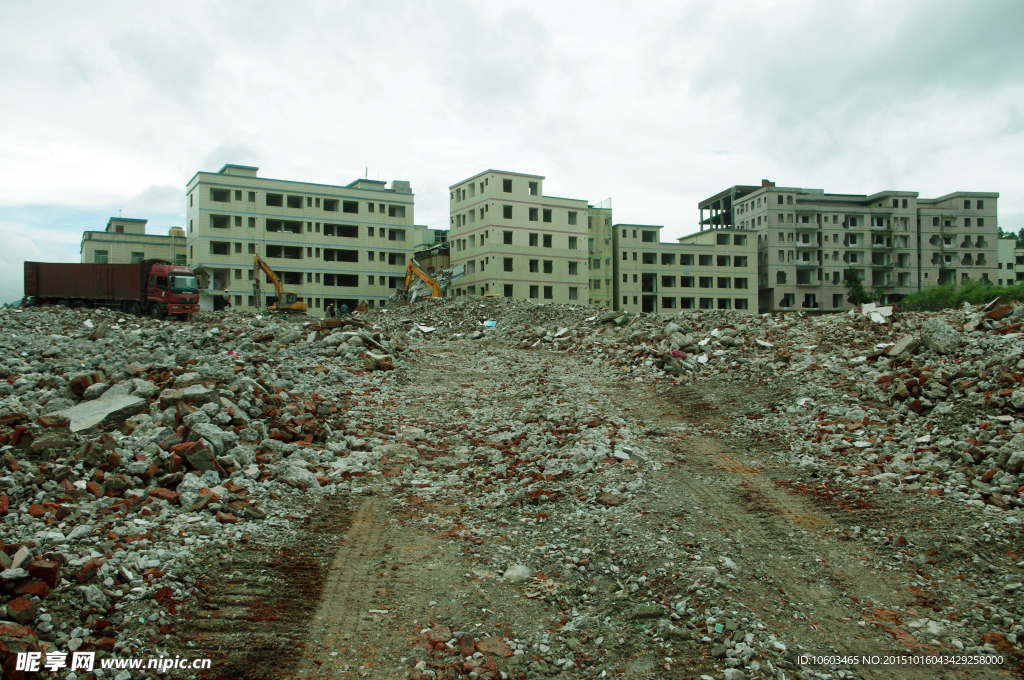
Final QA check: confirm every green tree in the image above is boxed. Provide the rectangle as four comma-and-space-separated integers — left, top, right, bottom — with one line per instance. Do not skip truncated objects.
843, 267, 875, 305
1017, 228, 1024, 248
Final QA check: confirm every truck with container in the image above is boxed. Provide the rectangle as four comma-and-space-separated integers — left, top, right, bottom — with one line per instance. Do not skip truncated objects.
23, 260, 200, 321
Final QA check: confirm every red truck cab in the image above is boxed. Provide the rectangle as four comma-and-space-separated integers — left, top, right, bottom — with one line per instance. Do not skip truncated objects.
146, 263, 200, 320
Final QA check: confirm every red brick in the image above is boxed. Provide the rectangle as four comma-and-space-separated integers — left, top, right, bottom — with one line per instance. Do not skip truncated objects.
216, 511, 238, 524
28, 560, 60, 588
27, 504, 46, 518
149, 488, 181, 504
982, 468, 1000, 483
69, 372, 105, 396
74, 558, 103, 584
167, 453, 183, 473
36, 414, 70, 428
476, 636, 513, 658
6, 597, 36, 625
13, 581, 50, 598
0, 495, 8, 516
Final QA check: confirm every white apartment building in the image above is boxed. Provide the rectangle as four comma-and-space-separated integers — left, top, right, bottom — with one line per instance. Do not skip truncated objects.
448, 171, 590, 304
699, 181, 999, 312
80, 218, 186, 266
614, 225, 758, 314
185, 165, 415, 312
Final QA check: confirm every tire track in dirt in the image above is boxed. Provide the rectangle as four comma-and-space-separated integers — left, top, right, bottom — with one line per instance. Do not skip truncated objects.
619, 377, 1013, 680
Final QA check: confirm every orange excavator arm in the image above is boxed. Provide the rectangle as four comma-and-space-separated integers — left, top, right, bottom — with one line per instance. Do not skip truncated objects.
405, 258, 441, 297
254, 254, 286, 301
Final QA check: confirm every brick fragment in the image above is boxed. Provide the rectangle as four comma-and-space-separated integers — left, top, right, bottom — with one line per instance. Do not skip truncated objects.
6, 597, 36, 625
28, 560, 60, 588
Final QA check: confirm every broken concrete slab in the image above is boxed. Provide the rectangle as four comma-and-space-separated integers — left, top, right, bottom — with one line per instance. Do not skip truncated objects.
45, 393, 146, 432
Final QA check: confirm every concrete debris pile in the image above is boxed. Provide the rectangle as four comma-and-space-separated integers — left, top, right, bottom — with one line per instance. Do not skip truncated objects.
0, 305, 415, 674
4, 297, 1024, 679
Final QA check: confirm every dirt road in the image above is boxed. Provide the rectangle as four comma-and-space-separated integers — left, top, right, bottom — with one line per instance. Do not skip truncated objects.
183, 342, 1019, 680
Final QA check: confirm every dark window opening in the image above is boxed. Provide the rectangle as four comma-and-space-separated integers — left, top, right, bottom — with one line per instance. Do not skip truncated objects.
211, 188, 230, 202
266, 193, 283, 207
211, 215, 229, 229
343, 201, 359, 214
286, 195, 303, 209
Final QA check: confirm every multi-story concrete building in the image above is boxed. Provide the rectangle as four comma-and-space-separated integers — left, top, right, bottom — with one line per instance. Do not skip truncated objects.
614, 225, 757, 314
698, 182, 999, 312
587, 200, 615, 309
997, 239, 1018, 287
80, 218, 186, 266
448, 170, 590, 303
917, 193, 998, 287
185, 164, 415, 312
414, 226, 448, 250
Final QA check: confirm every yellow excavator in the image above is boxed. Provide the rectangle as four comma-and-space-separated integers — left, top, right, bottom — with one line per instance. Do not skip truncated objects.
404, 258, 441, 299
387, 258, 442, 307
252, 255, 307, 315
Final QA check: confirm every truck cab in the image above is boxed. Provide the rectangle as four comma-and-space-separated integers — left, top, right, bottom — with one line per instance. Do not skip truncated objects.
146, 263, 199, 320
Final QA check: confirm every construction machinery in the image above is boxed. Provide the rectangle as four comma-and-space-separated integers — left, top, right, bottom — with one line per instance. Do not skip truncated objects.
404, 258, 441, 299
252, 255, 307, 315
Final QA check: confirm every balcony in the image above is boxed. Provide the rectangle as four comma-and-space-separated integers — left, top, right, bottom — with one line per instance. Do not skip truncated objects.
795, 240, 817, 249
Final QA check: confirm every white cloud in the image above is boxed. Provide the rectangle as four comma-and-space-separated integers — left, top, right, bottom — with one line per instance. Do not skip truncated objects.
0, 0, 1020, 246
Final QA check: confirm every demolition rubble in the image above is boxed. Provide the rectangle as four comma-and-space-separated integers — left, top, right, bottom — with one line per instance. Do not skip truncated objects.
1, 297, 1024, 680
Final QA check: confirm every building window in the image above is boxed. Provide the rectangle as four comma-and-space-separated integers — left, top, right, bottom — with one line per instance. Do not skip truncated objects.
266, 193, 283, 207
543, 286, 553, 299
503, 205, 513, 219
211, 215, 229, 229
234, 269, 242, 280
543, 209, 552, 223
569, 262, 578, 275
210, 241, 230, 255
568, 212, 577, 225
503, 178, 513, 193
503, 284, 514, 297
248, 217, 256, 228
641, 231, 656, 243
529, 259, 539, 273
502, 230, 513, 245
504, 258, 513, 272
529, 285, 539, 298
699, 277, 713, 288
235, 242, 243, 254
529, 207, 539, 222
543, 260, 553, 274
529, 233, 538, 247
978, 218, 985, 227
211, 188, 229, 202
717, 277, 731, 288
129, 251, 144, 263
94, 250, 108, 264
343, 201, 360, 214
388, 205, 406, 218
175, 254, 186, 265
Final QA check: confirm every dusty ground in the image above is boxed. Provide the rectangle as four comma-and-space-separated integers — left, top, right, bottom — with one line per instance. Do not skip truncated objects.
173, 342, 1022, 680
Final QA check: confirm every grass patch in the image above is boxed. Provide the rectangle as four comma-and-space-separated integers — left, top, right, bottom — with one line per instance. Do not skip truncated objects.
899, 280, 1024, 310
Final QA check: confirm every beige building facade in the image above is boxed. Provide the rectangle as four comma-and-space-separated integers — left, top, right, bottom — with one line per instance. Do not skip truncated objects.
614, 225, 757, 314
698, 182, 999, 313
448, 171, 590, 303
185, 164, 415, 312
80, 218, 186, 266
587, 200, 615, 308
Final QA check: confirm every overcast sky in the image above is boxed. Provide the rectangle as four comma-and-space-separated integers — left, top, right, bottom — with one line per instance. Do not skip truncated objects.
2, 0, 1023, 301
